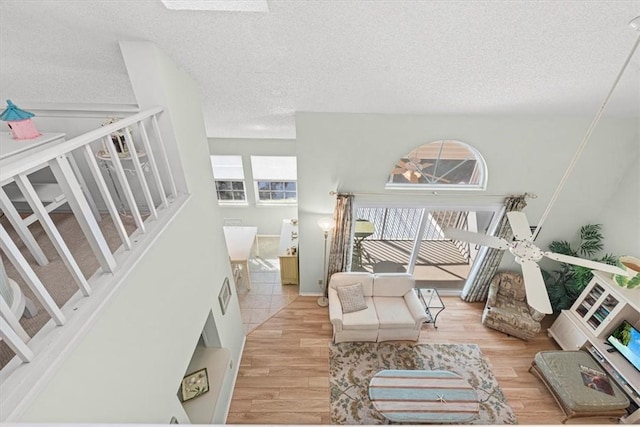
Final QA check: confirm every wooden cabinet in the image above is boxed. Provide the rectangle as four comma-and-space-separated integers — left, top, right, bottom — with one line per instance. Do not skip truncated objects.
548, 271, 640, 424
279, 255, 299, 285
278, 219, 299, 285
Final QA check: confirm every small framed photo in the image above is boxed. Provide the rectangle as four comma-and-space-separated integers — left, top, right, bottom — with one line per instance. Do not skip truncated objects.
179, 368, 209, 402
219, 277, 231, 315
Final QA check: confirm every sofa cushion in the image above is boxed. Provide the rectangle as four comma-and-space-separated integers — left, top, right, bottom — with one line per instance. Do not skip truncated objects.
494, 272, 527, 301
493, 294, 537, 319
374, 296, 417, 329
372, 273, 415, 297
337, 283, 368, 313
342, 297, 379, 330
329, 272, 374, 296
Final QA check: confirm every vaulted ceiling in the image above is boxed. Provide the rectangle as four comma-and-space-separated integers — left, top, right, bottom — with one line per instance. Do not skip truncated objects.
1, 0, 638, 139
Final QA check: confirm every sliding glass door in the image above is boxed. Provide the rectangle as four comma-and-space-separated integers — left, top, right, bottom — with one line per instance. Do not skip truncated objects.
353, 207, 423, 272
351, 203, 501, 291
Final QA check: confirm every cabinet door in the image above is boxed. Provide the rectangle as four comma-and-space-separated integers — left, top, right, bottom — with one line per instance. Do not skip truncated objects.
588, 292, 623, 336
573, 280, 605, 319
549, 310, 588, 350
279, 256, 299, 285
572, 277, 625, 337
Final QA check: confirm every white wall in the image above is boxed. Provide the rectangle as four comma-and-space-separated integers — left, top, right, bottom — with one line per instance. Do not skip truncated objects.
594, 154, 640, 256
17, 42, 245, 423
295, 112, 639, 295
209, 137, 297, 235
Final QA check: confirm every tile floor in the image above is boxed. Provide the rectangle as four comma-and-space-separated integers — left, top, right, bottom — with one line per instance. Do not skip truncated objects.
235, 243, 299, 335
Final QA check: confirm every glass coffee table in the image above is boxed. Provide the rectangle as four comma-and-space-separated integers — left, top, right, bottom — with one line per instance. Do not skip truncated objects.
416, 288, 445, 328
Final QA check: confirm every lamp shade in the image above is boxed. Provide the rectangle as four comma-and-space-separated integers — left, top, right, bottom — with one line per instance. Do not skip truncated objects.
354, 219, 375, 237
317, 217, 334, 233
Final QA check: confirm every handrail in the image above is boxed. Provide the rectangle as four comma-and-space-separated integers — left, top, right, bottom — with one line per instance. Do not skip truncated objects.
0, 104, 181, 377
0, 106, 164, 182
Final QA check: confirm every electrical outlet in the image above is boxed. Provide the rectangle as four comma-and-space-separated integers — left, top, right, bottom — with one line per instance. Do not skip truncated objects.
318, 279, 323, 285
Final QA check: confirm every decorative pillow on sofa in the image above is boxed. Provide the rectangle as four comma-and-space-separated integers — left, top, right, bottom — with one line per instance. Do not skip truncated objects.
337, 283, 368, 313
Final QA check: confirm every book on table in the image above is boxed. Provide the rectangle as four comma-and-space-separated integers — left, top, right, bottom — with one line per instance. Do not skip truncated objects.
579, 364, 614, 396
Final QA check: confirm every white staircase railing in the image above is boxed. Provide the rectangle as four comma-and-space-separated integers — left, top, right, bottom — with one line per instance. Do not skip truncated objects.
0, 106, 181, 367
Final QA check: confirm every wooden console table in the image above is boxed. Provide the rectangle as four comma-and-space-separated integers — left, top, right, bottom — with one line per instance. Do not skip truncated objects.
278, 219, 299, 285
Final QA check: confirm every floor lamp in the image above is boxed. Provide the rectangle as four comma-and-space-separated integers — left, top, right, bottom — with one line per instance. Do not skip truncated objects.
317, 217, 334, 307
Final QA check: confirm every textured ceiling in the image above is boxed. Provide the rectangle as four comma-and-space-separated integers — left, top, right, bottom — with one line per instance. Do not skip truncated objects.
0, 0, 639, 139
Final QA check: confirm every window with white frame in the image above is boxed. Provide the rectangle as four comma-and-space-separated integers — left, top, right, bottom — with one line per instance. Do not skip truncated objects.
386, 140, 487, 191
210, 155, 247, 204
250, 156, 297, 204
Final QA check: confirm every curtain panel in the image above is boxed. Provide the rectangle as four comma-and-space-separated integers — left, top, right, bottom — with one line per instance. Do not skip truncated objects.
325, 194, 353, 296
460, 195, 527, 302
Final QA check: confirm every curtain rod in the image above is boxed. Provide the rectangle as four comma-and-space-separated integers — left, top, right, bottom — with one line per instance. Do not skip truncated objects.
328, 190, 537, 199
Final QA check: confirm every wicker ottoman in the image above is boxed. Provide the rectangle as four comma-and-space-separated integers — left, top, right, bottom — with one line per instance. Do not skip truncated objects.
529, 350, 630, 423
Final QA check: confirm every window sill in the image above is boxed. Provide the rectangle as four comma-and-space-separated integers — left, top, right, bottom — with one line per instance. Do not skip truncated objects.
255, 202, 298, 208
217, 202, 249, 207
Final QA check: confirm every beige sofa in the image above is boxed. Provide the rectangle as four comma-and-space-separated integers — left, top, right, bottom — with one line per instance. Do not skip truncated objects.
328, 272, 428, 343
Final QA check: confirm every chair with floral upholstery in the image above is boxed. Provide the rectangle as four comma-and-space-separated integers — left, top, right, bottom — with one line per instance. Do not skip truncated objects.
481, 271, 545, 340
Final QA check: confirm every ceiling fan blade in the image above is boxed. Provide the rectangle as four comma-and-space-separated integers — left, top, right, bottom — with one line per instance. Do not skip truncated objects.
506, 211, 533, 240
543, 252, 630, 276
520, 259, 553, 314
443, 227, 510, 250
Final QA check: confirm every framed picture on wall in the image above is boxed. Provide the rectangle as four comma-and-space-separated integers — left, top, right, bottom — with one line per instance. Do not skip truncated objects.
179, 368, 210, 402
219, 277, 231, 315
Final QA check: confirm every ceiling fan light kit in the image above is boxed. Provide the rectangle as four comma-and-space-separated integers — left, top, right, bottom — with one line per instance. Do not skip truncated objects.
445, 18, 640, 315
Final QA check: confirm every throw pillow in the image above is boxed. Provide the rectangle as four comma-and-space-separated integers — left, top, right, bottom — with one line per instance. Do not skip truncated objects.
337, 283, 367, 313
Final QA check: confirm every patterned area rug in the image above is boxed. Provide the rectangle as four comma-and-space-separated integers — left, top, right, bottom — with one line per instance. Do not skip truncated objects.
329, 342, 517, 425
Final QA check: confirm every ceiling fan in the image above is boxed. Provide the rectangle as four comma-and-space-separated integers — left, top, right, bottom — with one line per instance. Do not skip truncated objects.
445, 212, 631, 314
391, 158, 450, 184
444, 18, 640, 315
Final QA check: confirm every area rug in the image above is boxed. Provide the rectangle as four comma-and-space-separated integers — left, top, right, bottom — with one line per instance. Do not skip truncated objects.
329, 342, 517, 424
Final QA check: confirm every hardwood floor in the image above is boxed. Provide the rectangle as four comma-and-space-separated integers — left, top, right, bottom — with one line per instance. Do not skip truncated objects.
228, 295, 612, 425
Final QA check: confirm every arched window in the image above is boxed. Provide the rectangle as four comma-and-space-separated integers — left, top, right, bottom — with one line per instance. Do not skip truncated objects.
386, 140, 487, 190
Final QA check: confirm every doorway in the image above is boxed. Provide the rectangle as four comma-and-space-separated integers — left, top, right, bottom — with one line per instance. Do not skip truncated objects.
351, 203, 502, 293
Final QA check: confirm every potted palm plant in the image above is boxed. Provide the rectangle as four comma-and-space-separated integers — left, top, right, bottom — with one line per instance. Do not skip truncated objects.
544, 224, 618, 312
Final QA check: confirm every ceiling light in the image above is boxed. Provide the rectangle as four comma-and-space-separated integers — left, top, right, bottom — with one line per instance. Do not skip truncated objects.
160, 0, 268, 12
